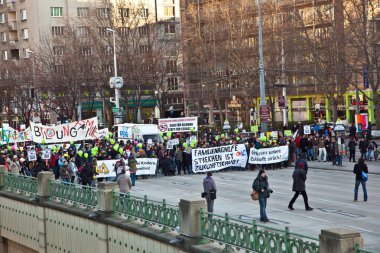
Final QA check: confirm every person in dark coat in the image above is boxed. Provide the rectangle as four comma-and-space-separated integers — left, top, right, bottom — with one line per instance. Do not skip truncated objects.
349, 123, 357, 140
358, 137, 367, 160
79, 162, 95, 186
353, 158, 368, 201
348, 137, 357, 163
288, 162, 313, 211
252, 169, 271, 222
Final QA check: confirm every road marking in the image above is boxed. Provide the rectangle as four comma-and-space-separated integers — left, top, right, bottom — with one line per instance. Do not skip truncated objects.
270, 208, 329, 222
317, 199, 356, 206
175, 176, 193, 180
347, 226, 374, 233
217, 182, 236, 186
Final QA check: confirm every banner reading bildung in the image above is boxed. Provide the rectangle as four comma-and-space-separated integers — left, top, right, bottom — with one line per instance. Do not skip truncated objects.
30, 118, 98, 144
192, 144, 248, 173
95, 158, 158, 178
248, 146, 289, 164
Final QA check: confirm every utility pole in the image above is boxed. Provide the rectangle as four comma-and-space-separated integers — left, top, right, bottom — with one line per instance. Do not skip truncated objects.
355, 67, 360, 115
257, 0, 267, 133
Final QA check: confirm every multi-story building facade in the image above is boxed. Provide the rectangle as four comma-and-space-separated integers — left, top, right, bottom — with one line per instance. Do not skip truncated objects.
180, 0, 377, 127
0, 0, 184, 127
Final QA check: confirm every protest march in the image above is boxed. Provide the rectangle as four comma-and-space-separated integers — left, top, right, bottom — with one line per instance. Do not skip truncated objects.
0, 116, 348, 186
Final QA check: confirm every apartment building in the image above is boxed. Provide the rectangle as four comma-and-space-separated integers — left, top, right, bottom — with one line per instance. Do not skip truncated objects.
0, 0, 184, 126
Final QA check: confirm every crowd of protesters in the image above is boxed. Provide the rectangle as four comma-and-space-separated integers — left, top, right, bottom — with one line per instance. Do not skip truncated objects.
0, 121, 377, 188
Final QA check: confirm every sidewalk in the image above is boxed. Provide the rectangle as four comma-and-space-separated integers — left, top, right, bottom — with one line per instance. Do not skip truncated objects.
307, 157, 380, 175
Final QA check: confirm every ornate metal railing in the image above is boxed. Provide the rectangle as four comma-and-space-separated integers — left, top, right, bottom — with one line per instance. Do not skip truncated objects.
1, 172, 37, 196
112, 190, 179, 232
49, 180, 98, 209
354, 244, 377, 253
200, 209, 320, 253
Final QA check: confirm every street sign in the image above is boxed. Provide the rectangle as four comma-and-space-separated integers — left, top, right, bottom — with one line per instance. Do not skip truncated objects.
259, 105, 271, 122
112, 107, 119, 113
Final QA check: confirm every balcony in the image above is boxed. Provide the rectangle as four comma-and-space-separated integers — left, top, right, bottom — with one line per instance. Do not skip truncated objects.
9, 40, 18, 50
8, 21, 17, 31
7, 2, 16, 12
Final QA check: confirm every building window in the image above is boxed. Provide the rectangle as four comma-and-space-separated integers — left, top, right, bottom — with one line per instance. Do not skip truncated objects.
139, 8, 149, 18
99, 27, 108, 36
166, 60, 177, 73
2, 51, 8, 61
21, 28, 28, 39
81, 46, 92, 56
53, 46, 64, 56
77, 26, 89, 36
23, 48, 30, 58
52, 26, 64, 36
139, 45, 151, 54
54, 65, 65, 74
139, 26, 149, 36
98, 8, 110, 18
119, 27, 129, 36
51, 7, 63, 17
164, 24, 175, 34
1, 32, 6, 42
168, 77, 178, 90
103, 46, 112, 55
0, 13, 5, 23
20, 9, 27, 20
119, 8, 129, 18
164, 6, 175, 17
77, 7, 89, 17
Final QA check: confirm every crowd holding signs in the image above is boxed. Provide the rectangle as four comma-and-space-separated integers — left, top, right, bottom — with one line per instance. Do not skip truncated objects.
1, 115, 307, 185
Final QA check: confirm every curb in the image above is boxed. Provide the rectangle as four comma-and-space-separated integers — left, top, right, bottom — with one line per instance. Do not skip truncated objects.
309, 165, 380, 175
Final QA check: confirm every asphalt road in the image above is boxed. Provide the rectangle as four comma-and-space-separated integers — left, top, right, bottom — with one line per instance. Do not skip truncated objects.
129, 167, 380, 252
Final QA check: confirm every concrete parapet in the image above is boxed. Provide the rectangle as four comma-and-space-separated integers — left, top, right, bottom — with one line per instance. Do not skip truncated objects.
319, 228, 363, 253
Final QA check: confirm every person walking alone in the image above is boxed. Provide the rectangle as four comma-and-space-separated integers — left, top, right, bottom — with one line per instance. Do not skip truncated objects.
288, 162, 313, 211
117, 169, 132, 194
348, 137, 357, 163
252, 169, 271, 222
353, 158, 368, 201
203, 172, 217, 215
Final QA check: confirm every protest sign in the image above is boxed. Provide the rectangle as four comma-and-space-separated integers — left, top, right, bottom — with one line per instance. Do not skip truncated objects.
98, 128, 109, 139
118, 125, 132, 139
284, 130, 292, 137
158, 117, 198, 133
248, 146, 289, 164
95, 158, 158, 178
27, 146, 37, 161
304, 125, 311, 135
251, 125, 259, 133
30, 117, 98, 144
42, 149, 51, 160
192, 144, 248, 173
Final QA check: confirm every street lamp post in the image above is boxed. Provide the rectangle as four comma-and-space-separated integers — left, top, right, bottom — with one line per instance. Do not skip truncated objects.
106, 28, 122, 124
257, 0, 267, 133
26, 49, 36, 110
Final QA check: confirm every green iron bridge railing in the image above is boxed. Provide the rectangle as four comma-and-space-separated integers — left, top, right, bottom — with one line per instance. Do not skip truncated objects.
1, 171, 37, 196
354, 244, 377, 253
49, 180, 98, 209
200, 209, 320, 253
112, 190, 179, 232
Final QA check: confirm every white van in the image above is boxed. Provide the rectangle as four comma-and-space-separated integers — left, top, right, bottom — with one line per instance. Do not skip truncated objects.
114, 123, 163, 143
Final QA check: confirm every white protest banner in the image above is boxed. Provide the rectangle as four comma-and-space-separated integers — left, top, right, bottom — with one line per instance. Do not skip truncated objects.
192, 144, 248, 173
42, 149, 51, 160
304, 125, 311, 135
248, 146, 289, 164
7, 128, 33, 143
96, 158, 158, 178
27, 146, 37, 161
30, 117, 98, 144
118, 125, 132, 139
158, 117, 198, 133
98, 128, 109, 139
172, 138, 180, 145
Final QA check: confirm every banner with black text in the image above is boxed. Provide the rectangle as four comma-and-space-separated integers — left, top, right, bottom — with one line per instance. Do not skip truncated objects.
95, 158, 158, 178
248, 146, 289, 164
192, 144, 247, 173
